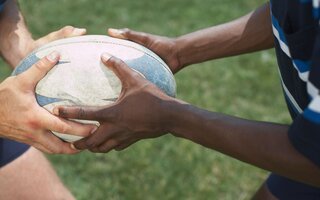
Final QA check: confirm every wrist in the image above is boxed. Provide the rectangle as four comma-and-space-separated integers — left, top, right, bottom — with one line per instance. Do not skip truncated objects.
0, 32, 35, 67
174, 34, 205, 69
160, 98, 195, 137
173, 36, 187, 71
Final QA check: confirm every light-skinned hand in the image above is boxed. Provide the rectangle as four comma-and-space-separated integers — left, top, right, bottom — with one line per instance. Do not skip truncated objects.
0, 51, 96, 154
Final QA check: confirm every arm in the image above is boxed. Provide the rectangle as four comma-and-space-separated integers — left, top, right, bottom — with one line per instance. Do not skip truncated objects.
175, 2, 273, 67
0, 0, 86, 67
0, 0, 33, 66
56, 55, 320, 187
168, 104, 320, 187
108, 3, 273, 73
0, 0, 95, 153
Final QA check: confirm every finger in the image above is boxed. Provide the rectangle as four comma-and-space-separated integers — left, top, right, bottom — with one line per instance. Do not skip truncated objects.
58, 118, 98, 137
91, 138, 120, 153
101, 53, 142, 86
36, 26, 87, 46
74, 124, 116, 150
36, 131, 80, 154
108, 28, 152, 47
54, 105, 106, 121
32, 143, 53, 154
72, 137, 88, 150
19, 51, 60, 86
108, 28, 128, 39
37, 107, 97, 137
114, 139, 139, 151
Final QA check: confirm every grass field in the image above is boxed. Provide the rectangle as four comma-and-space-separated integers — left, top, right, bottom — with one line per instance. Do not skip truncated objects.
1, 0, 292, 199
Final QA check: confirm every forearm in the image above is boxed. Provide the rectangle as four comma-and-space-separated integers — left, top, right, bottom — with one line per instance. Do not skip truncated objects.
0, 0, 34, 67
175, 3, 274, 68
167, 102, 320, 187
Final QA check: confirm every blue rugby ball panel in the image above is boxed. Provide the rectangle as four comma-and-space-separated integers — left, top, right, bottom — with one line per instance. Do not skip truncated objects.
12, 35, 176, 142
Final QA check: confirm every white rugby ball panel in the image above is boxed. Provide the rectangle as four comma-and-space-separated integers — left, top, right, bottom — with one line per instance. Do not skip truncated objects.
12, 35, 176, 142
13, 35, 176, 106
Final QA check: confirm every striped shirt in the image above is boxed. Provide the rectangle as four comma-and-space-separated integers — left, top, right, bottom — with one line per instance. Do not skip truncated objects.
0, 0, 6, 12
271, 0, 320, 167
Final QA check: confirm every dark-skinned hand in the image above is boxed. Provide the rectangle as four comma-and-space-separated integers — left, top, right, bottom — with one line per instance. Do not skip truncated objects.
54, 53, 181, 153
108, 28, 181, 74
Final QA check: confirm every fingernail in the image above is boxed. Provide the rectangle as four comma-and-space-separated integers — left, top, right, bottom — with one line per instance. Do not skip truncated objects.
101, 53, 112, 62
52, 107, 59, 115
70, 143, 79, 150
90, 126, 98, 134
47, 51, 60, 62
108, 28, 127, 39
109, 28, 124, 35
73, 28, 86, 35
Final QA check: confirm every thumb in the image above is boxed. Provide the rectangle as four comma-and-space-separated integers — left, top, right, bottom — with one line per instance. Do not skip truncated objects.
18, 51, 60, 86
101, 53, 142, 87
108, 28, 152, 47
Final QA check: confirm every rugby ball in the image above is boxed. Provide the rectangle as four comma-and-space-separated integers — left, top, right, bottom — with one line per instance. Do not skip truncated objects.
12, 35, 176, 142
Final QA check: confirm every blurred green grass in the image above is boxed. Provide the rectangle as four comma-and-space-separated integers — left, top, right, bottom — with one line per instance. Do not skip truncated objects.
0, 0, 292, 199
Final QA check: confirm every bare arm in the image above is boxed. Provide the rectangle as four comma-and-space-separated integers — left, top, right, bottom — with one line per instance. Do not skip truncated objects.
0, 0, 35, 67
108, 3, 274, 73
56, 55, 320, 187
0, 0, 94, 153
175, 3, 273, 67
0, 0, 86, 67
168, 103, 320, 187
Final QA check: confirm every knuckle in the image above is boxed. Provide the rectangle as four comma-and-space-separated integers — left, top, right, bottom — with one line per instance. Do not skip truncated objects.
26, 115, 41, 130
97, 107, 118, 121
34, 60, 44, 70
97, 146, 108, 153
62, 25, 75, 35
90, 148, 100, 153
53, 121, 69, 134
139, 32, 148, 38
151, 39, 162, 48
85, 139, 98, 149
140, 33, 150, 44
108, 139, 119, 147
123, 28, 131, 36
34, 59, 48, 71
59, 126, 69, 134
96, 139, 118, 152
95, 109, 107, 120
78, 108, 87, 118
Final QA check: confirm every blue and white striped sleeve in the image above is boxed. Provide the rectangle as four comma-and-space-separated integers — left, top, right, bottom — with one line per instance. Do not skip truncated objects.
288, 0, 320, 167
0, 0, 7, 12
